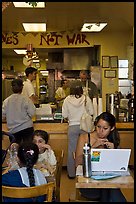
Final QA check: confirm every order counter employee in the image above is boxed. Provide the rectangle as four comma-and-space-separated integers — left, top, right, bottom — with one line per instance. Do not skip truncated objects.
55, 79, 70, 110
22, 67, 39, 105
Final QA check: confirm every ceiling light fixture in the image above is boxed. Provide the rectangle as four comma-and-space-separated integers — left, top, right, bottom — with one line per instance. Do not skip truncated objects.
13, 2, 45, 8
22, 23, 46, 32
14, 49, 27, 54
81, 23, 107, 32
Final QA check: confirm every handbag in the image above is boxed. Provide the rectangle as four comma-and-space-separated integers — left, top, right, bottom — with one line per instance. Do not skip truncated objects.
80, 95, 94, 133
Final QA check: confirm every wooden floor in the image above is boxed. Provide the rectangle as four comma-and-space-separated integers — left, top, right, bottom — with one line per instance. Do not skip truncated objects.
60, 167, 134, 202
60, 167, 76, 202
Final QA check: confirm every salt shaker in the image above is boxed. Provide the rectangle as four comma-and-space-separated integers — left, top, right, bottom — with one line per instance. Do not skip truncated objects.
83, 143, 92, 178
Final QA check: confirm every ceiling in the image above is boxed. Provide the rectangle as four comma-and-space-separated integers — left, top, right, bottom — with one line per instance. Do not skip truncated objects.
2, 2, 134, 59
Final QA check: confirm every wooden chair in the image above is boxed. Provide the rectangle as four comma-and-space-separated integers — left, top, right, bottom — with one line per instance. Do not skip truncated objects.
2, 182, 55, 202
53, 149, 64, 202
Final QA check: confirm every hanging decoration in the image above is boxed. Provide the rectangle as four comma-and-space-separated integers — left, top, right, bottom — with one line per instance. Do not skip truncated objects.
2, 2, 12, 12
21, 32, 29, 37
25, 2, 39, 7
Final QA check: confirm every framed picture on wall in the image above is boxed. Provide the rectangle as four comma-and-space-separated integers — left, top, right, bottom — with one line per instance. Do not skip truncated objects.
102, 56, 110, 68
110, 56, 118, 68
104, 70, 116, 78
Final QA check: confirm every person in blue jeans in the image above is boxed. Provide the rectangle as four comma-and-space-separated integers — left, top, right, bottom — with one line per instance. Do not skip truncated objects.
2, 142, 47, 202
75, 112, 127, 202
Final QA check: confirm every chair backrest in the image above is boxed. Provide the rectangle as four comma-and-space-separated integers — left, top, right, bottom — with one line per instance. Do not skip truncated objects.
2, 182, 55, 202
53, 149, 64, 202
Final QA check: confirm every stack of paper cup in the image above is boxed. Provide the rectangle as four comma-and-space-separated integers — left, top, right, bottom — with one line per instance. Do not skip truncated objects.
98, 97, 103, 115
110, 94, 114, 115
93, 98, 98, 121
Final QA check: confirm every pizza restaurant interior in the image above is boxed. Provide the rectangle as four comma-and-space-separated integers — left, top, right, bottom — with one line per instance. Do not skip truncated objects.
2, 2, 134, 202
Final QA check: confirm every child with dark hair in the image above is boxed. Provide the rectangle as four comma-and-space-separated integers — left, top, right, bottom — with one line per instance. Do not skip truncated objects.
33, 130, 57, 177
2, 142, 47, 202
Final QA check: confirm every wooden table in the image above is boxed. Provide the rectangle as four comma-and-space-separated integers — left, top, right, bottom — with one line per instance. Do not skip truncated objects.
75, 167, 134, 201
76, 174, 134, 189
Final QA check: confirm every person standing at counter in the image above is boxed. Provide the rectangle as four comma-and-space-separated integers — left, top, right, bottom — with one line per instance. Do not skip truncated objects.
78, 70, 99, 100
62, 85, 94, 178
55, 79, 70, 110
22, 67, 38, 104
2, 78, 36, 144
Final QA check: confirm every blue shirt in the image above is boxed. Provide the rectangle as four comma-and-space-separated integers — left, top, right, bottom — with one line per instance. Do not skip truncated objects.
2, 168, 47, 202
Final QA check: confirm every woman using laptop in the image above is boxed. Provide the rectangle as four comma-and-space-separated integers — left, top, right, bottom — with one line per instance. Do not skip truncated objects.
75, 112, 127, 202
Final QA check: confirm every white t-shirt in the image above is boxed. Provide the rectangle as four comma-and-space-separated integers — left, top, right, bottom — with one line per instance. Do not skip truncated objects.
62, 94, 94, 126
38, 149, 57, 177
18, 167, 47, 186
55, 87, 66, 99
22, 79, 35, 98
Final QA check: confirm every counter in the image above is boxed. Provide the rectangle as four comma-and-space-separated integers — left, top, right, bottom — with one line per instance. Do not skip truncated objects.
2, 122, 68, 166
116, 122, 134, 130
116, 122, 134, 166
2, 122, 134, 166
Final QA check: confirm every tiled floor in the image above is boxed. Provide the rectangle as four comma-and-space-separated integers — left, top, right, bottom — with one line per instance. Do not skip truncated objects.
60, 167, 134, 202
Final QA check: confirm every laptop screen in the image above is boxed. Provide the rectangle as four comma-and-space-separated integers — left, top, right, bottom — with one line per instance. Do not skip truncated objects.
91, 149, 131, 172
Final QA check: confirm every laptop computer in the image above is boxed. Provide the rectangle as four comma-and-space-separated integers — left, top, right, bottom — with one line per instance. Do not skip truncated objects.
91, 148, 131, 171
90, 148, 131, 176
76, 148, 131, 177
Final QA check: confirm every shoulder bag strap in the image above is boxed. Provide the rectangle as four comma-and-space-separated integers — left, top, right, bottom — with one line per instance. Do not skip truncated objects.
84, 94, 87, 107
88, 133, 91, 148
85, 95, 91, 146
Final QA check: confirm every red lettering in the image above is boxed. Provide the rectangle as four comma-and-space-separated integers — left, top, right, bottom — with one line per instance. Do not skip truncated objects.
81, 34, 90, 45
66, 34, 76, 45
40, 34, 62, 46
6, 37, 12, 44
75, 34, 82, 44
52, 34, 62, 45
2, 33, 7, 43
40, 34, 55, 45
2, 33, 19, 45
13, 34, 19, 45
40, 35, 50, 45
66, 33, 90, 45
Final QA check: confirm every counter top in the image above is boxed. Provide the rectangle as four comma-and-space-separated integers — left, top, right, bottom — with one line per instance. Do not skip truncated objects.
33, 119, 63, 123
34, 121, 134, 129
33, 122, 68, 134
2, 121, 134, 131
116, 122, 134, 129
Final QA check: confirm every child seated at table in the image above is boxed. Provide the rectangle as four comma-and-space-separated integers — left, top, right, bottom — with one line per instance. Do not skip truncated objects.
33, 130, 57, 177
2, 142, 47, 202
